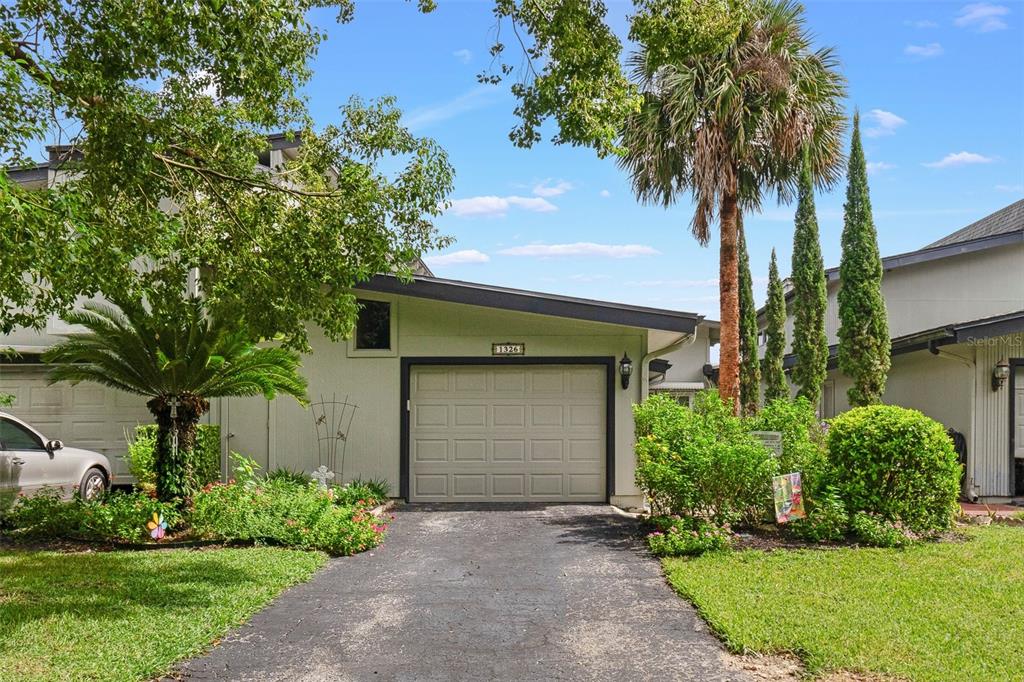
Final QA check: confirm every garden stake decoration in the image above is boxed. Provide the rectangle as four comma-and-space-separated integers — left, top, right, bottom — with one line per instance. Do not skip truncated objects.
311, 465, 336, 490
772, 472, 806, 523
310, 394, 358, 480
147, 512, 168, 540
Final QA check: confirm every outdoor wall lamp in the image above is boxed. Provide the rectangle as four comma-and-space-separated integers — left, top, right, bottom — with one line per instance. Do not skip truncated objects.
992, 359, 1010, 391
619, 352, 633, 390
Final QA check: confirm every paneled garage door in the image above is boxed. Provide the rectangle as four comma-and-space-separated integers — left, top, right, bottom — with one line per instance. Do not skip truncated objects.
0, 366, 153, 481
409, 364, 607, 502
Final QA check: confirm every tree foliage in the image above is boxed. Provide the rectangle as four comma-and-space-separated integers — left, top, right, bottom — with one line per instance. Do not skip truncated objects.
790, 150, 830, 406
43, 299, 308, 502
837, 113, 890, 406
0, 0, 453, 350
616, 0, 846, 411
763, 248, 788, 402
737, 214, 761, 415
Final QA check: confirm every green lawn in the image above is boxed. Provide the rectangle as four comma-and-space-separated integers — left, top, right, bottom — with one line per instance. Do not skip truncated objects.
0, 547, 326, 682
663, 525, 1024, 681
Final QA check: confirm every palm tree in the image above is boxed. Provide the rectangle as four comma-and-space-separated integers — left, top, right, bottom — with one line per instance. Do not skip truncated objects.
43, 298, 308, 502
619, 0, 846, 412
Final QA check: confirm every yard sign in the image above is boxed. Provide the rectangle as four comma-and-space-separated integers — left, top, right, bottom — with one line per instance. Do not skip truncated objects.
772, 472, 806, 523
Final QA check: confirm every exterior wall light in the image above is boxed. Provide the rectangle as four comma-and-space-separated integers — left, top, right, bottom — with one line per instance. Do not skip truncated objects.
619, 352, 633, 390
992, 359, 1010, 391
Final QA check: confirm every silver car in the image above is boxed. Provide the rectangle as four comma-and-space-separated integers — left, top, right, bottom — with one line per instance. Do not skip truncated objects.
0, 411, 112, 500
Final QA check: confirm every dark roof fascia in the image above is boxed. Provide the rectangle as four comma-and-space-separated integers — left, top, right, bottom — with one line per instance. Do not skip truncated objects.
776, 310, 1024, 370
950, 310, 1024, 344
824, 230, 1023, 282
357, 275, 702, 334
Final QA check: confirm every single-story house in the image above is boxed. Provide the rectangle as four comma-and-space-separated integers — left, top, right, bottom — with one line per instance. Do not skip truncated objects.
0, 270, 715, 506
769, 199, 1024, 502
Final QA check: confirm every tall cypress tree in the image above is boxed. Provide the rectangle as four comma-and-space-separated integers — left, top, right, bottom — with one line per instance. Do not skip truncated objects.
790, 149, 830, 407
738, 214, 761, 415
763, 248, 788, 403
837, 113, 890, 406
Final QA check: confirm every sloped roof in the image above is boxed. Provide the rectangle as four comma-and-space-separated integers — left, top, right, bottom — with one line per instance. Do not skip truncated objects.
927, 198, 1024, 247
358, 274, 703, 333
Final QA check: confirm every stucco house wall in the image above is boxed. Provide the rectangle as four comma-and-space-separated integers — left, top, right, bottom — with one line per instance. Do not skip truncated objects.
223, 293, 655, 505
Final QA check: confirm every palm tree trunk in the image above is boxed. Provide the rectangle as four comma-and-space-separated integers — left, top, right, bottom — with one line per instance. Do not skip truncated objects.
147, 394, 209, 503
719, 189, 741, 414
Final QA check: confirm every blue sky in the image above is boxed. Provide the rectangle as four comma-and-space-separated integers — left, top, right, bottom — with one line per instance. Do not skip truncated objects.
311, 1, 1024, 318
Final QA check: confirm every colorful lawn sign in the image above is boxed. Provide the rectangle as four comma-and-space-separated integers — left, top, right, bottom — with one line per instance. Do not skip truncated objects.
772, 472, 806, 523
147, 512, 167, 540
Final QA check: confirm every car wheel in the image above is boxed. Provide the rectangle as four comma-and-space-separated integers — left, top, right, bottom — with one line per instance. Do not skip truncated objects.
79, 467, 107, 500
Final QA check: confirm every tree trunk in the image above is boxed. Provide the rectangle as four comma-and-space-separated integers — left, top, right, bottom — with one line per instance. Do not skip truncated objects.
719, 189, 741, 414
147, 393, 210, 503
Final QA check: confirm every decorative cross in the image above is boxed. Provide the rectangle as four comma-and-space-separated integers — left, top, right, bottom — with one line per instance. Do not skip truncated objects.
310, 465, 336, 489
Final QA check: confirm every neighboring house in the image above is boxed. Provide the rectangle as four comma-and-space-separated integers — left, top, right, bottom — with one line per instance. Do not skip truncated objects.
648, 322, 718, 406
1, 142, 714, 506
773, 200, 1024, 502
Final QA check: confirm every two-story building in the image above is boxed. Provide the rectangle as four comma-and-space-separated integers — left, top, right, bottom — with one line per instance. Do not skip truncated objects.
777, 200, 1023, 502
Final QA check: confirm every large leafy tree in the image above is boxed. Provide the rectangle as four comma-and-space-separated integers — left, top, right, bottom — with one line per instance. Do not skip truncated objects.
763, 249, 788, 402
790, 151, 830, 406
837, 113, 890, 406
737, 214, 761, 415
0, 1, 454, 350
617, 0, 846, 412
43, 300, 308, 502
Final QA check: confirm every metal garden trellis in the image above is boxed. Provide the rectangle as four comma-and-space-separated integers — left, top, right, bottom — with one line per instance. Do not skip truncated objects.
309, 393, 358, 481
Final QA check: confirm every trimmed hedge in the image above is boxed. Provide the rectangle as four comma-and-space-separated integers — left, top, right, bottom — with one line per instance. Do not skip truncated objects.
128, 424, 221, 491
827, 405, 961, 533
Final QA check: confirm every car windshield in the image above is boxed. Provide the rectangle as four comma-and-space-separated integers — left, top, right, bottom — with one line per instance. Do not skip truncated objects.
0, 418, 45, 450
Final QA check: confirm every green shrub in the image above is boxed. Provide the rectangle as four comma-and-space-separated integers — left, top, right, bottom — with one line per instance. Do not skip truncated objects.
7, 489, 183, 543
266, 467, 313, 485
751, 397, 830, 495
191, 455, 387, 555
827, 405, 961, 532
850, 511, 912, 548
789, 487, 848, 542
634, 391, 779, 525
128, 424, 221, 491
646, 515, 732, 557
349, 476, 391, 501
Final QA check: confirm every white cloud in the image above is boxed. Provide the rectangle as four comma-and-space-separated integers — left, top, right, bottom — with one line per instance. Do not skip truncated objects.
404, 87, 498, 130
864, 109, 907, 137
955, 3, 1010, 32
498, 242, 660, 259
532, 179, 574, 197
599, 189, 611, 198
423, 249, 490, 267
905, 19, 939, 28
452, 49, 472, 64
867, 161, 896, 174
445, 195, 557, 218
995, 184, 1024, 193
904, 42, 944, 58
567, 274, 612, 283
923, 151, 995, 168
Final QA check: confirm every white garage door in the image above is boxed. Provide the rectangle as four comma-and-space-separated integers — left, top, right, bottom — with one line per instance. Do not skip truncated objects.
409, 364, 606, 502
0, 366, 152, 481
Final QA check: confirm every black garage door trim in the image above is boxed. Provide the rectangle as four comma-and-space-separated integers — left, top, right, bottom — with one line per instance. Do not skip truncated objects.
399, 356, 617, 502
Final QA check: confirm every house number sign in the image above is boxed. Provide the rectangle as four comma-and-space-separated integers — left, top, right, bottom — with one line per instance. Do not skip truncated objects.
492, 342, 525, 356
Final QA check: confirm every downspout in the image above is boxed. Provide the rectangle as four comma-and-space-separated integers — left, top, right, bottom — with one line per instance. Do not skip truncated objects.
929, 339, 979, 501
641, 331, 697, 401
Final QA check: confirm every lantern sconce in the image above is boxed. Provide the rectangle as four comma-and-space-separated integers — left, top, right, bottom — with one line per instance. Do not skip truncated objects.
992, 359, 1010, 391
619, 352, 633, 390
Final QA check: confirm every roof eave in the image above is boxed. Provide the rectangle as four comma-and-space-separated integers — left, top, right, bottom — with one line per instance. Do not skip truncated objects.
357, 274, 702, 334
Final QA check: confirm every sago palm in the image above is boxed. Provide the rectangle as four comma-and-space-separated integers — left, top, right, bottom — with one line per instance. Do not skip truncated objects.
43, 299, 308, 502
620, 0, 846, 411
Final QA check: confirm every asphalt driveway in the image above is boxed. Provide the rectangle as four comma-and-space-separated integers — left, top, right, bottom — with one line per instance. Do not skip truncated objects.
176, 504, 747, 681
